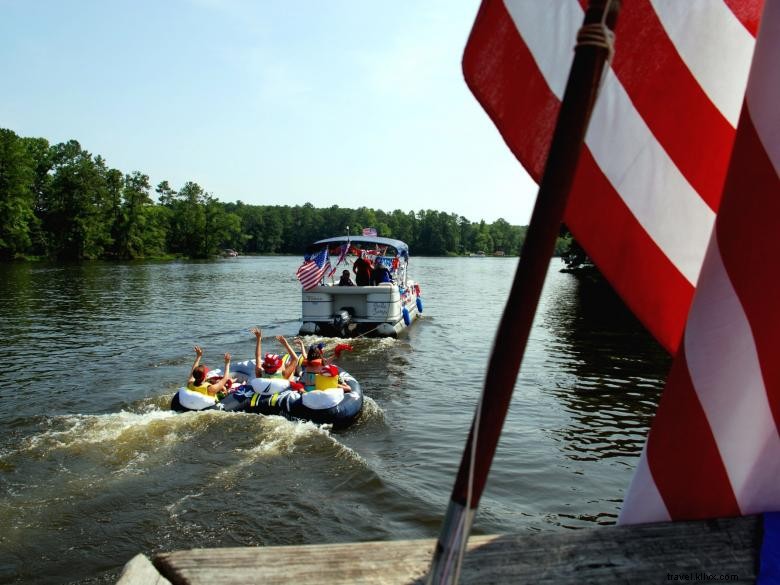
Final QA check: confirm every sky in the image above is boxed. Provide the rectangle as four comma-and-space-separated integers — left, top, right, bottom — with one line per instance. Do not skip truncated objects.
0, 0, 539, 225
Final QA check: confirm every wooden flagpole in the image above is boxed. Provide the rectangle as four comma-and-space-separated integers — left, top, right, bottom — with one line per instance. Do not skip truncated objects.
427, 1, 621, 583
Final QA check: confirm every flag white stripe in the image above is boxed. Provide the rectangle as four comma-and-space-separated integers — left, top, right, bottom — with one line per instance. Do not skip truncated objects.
745, 0, 780, 176
684, 236, 780, 514
503, 1, 581, 100
504, 0, 716, 284
650, 0, 755, 128
587, 73, 715, 284
618, 444, 670, 524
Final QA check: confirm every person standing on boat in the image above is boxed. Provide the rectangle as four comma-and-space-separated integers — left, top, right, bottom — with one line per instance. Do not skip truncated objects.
251, 327, 298, 380
352, 254, 372, 286
187, 345, 232, 399
338, 270, 354, 286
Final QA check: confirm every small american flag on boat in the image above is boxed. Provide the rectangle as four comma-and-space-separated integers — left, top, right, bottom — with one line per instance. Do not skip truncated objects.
296, 248, 330, 291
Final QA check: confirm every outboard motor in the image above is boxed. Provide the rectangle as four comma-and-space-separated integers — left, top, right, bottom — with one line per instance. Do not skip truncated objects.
333, 308, 353, 337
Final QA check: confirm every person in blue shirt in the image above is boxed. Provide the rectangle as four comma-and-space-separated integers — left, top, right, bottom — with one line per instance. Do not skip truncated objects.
371, 261, 393, 285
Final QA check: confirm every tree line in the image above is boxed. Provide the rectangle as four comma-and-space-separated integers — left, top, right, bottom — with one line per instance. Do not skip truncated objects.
1, 128, 543, 261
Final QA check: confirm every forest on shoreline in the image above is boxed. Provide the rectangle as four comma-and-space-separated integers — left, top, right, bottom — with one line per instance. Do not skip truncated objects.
1, 128, 573, 262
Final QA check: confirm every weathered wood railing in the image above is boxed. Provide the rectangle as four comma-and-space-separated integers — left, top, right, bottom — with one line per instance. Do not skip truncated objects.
117, 515, 762, 584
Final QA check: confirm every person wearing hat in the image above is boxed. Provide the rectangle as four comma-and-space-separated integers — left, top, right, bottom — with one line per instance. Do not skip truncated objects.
187, 345, 232, 400
251, 327, 298, 380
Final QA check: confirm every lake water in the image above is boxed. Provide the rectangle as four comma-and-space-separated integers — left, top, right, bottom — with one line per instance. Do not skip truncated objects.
0, 256, 670, 584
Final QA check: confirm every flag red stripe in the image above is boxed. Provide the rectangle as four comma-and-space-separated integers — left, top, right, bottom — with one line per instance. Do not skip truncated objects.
724, 0, 765, 35
645, 345, 741, 520
462, 0, 556, 183
566, 150, 693, 353
715, 111, 780, 430
610, 0, 735, 210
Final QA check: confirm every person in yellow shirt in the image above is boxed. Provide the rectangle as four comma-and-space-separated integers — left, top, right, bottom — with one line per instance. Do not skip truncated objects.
299, 343, 351, 393
187, 345, 232, 399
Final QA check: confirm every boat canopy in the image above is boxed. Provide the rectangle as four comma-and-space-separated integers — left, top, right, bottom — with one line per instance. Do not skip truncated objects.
307, 236, 410, 260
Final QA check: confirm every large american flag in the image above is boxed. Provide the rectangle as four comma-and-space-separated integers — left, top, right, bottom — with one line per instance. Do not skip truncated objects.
296, 248, 330, 291
621, 0, 780, 524
463, 0, 778, 525
465, 0, 762, 353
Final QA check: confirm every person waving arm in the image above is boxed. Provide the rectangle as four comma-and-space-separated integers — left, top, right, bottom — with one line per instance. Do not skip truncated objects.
275, 335, 299, 380
188, 345, 203, 386
251, 327, 263, 377
207, 353, 232, 396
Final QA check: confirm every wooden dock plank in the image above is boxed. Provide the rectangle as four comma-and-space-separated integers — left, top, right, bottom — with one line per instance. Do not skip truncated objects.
146, 515, 761, 584
116, 553, 172, 585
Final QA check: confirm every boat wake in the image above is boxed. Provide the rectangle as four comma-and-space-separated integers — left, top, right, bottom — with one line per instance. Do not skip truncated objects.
16, 410, 181, 460
5, 404, 373, 474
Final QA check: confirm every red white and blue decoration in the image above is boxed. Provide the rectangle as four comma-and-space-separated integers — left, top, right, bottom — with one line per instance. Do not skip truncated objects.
296, 248, 331, 290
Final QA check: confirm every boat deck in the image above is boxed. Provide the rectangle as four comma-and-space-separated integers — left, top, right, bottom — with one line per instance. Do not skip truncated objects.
116, 515, 760, 584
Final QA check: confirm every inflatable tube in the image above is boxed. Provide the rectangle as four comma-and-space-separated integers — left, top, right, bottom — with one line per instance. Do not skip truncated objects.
174, 388, 218, 411
170, 365, 363, 429
171, 389, 218, 412
402, 307, 411, 326
287, 371, 362, 429
416, 297, 423, 314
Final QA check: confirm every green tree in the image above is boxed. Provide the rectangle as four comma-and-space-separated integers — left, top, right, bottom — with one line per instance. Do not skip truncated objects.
21, 136, 53, 255
353, 207, 377, 236
261, 206, 286, 253
288, 203, 320, 253
42, 140, 116, 259
142, 204, 170, 257
472, 220, 493, 254
96, 157, 123, 257
439, 212, 461, 255
164, 181, 208, 257
490, 218, 522, 255
3, 128, 547, 260
155, 180, 177, 205
116, 172, 155, 258
388, 209, 415, 244
0, 129, 37, 258
236, 204, 263, 253
203, 196, 244, 256
558, 225, 592, 267
458, 216, 475, 254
